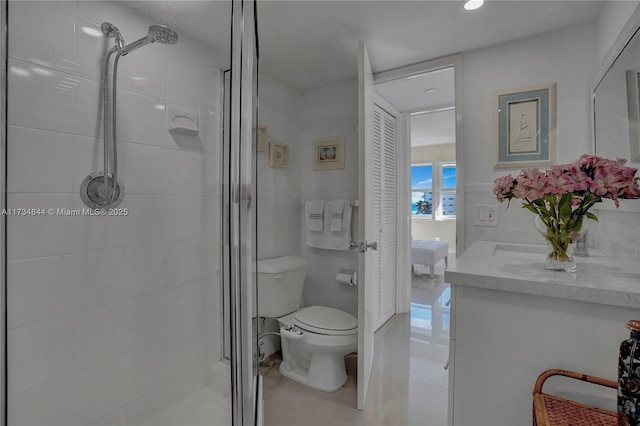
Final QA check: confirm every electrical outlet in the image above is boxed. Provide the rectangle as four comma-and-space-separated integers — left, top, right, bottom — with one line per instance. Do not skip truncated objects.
487, 207, 496, 223
475, 204, 498, 227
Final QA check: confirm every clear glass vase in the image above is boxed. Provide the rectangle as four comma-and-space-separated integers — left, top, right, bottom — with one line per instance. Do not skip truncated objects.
534, 215, 588, 273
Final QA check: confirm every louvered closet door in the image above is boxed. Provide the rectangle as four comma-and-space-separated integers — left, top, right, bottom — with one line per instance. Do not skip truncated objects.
372, 105, 397, 331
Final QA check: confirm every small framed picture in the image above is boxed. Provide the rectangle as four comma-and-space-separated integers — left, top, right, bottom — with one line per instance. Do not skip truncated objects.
494, 83, 556, 169
257, 124, 268, 152
269, 142, 289, 168
313, 136, 345, 171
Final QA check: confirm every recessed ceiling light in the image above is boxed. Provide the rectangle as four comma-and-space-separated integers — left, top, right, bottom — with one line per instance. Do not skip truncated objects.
464, 0, 484, 11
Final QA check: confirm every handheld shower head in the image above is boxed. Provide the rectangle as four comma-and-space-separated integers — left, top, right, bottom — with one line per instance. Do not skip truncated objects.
101, 22, 125, 50
121, 25, 179, 55
148, 25, 178, 45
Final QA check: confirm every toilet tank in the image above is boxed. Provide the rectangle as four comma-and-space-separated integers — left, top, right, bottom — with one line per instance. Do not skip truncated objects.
257, 256, 308, 318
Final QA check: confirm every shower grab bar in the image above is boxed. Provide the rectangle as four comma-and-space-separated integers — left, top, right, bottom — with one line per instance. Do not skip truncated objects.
110, 50, 123, 202
102, 46, 118, 203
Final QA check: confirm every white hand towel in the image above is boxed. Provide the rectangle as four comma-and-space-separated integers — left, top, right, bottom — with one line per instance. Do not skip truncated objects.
306, 201, 352, 250
330, 199, 346, 231
305, 199, 324, 232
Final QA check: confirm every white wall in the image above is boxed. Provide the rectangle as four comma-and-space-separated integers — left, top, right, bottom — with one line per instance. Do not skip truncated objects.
256, 74, 303, 260
462, 21, 598, 249
254, 76, 358, 352
6, 2, 225, 424
300, 79, 359, 317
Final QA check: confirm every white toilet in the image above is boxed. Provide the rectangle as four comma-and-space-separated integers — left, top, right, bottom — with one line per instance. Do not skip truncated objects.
257, 256, 358, 392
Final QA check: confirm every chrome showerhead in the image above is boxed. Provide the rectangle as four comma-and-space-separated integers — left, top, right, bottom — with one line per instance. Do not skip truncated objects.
148, 25, 178, 45
121, 25, 179, 55
101, 22, 125, 50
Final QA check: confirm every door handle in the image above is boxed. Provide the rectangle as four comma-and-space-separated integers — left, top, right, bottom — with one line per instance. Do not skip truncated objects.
350, 240, 378, 252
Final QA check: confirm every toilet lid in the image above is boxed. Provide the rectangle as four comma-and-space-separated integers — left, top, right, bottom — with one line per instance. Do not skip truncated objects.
292, 306, 358, 336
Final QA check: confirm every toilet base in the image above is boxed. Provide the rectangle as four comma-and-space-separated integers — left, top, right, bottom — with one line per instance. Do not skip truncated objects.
280, 352, 348, 392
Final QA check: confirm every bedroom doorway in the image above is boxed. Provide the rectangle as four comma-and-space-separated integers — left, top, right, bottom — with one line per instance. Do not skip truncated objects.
375, 56, 461, 424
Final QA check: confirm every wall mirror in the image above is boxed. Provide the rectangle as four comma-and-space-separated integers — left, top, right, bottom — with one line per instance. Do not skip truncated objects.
593, 11, 640, 164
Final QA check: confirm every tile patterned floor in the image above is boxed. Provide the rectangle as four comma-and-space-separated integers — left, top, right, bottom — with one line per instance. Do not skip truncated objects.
138, 387, 231, 426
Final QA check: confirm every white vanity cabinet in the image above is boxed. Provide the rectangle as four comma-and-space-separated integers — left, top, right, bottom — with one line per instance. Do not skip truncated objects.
445, 241, 640, 426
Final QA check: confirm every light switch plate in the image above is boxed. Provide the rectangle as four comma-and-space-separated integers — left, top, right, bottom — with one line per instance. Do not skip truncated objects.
475, 204, 498, 227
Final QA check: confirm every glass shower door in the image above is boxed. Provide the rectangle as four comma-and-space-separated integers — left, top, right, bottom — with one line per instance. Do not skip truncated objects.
2, 0, 258, 424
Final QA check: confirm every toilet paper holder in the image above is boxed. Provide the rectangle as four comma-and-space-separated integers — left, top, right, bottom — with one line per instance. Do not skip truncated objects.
336, 268, 357, 286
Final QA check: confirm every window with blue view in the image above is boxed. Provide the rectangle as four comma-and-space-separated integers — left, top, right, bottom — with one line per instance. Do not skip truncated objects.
411, 163, 456, 219
411, 165, 432, 215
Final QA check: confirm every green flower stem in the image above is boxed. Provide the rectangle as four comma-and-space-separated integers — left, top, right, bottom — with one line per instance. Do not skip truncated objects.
524, 195, 595, 263
544, 232, 571, 261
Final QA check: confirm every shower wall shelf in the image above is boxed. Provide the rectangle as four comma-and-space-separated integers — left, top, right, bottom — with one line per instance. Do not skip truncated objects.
168, 107, 199, 135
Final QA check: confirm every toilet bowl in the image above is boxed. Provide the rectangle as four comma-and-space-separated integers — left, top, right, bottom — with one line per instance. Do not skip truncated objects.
257, 256, 358, 392
278, 306, 357, 392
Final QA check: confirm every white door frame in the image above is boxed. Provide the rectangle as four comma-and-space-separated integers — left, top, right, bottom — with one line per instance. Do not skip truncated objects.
374, 54, 464, 314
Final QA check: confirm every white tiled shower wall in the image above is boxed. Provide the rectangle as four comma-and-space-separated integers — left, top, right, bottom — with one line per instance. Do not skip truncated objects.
6, 1, 226, 425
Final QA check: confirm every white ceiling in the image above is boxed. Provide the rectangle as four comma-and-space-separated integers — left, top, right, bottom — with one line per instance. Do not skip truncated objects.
376, 66, 455, 112
377, 67, 457, 147
410, 109, 457, 147
126, 1, 604, 91
125, 0, 604, 147
256, 0, 604, 91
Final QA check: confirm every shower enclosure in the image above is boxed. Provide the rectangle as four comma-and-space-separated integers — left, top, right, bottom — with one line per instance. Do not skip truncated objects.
0, 1, 259, 425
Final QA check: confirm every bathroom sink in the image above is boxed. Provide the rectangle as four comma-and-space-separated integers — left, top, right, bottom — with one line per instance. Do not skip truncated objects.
492, 243, 547, 255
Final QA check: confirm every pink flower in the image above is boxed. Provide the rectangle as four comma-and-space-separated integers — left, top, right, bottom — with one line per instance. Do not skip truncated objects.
547, 165, 579, 194
518, 168, 550, 200
494, 155, 639, 216
569, 170, 592, 192
576, 154, 600, 169
492, 174, 515, 201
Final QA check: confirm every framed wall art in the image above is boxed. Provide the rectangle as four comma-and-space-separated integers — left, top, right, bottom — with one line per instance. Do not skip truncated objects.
313, 136, 345, 171
257, 124, 268, 152
494, 83, 556, 169
269, 142, 289, 168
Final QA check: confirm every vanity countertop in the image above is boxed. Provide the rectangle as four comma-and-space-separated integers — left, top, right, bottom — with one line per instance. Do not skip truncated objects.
444, 241, 640, 309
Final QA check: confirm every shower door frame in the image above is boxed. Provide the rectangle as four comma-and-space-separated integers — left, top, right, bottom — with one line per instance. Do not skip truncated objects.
229, 0, 260, 424
0, 0, 258, 425
0, 0, 6, 424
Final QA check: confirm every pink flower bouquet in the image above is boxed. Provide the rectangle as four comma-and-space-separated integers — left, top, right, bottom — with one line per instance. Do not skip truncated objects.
492, 154, 640, 271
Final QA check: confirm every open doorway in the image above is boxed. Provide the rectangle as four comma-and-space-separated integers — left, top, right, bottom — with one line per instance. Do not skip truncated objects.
408, 99, 455, 346
375, 62, 459, 424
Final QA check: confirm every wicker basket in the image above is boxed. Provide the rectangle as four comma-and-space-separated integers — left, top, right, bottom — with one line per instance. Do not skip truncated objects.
532, 369, 617, 426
